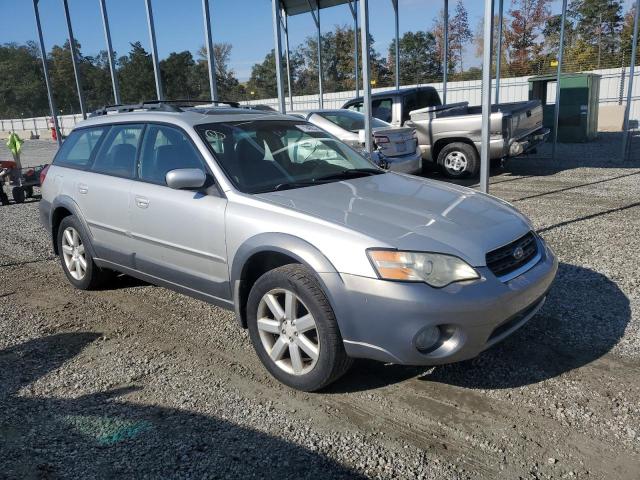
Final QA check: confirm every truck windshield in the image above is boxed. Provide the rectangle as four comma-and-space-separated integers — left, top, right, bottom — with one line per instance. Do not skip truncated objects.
195, 120, 383, 194
316, 111, 389, 133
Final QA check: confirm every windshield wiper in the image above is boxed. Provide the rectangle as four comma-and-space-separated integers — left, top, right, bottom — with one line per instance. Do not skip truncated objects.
249, 181, 319, 193
254, 169, 383, 194
312, 168, 383, 182
271, 181, 318, 191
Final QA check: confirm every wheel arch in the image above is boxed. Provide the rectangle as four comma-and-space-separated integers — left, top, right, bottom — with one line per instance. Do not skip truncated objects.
231, 233, 338, 328
432, 137, 479, 165
50, 196, 96, 258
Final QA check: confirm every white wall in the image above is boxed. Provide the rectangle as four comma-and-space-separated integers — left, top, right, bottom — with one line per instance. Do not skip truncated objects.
2, 67, 639, 132
0, 113, 82, 136
243, 67, 640, 123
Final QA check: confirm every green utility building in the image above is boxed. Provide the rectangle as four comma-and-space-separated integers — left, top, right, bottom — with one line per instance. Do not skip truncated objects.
528, 73, 600, 143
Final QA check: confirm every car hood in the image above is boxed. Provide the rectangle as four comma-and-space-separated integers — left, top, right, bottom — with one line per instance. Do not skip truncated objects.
256, 173, 532, 266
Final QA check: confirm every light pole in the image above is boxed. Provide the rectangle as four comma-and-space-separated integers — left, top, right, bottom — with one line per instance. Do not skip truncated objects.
62, 0, 86, 118
479, 0, 494, 193
33, 0, 62, 146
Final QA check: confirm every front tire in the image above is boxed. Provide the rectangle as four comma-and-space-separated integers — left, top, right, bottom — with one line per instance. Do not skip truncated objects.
57, 216, 111, 290
247, 264, 352, 391
438, 142, 479, 178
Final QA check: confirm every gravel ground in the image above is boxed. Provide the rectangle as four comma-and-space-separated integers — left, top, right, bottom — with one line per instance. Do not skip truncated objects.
1, 140, 639, 479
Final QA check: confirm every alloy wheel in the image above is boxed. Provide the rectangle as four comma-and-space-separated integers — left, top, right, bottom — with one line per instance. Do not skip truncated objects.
444, 151, 468, 174
61, 226, 87, 281
256, 288, 320, 376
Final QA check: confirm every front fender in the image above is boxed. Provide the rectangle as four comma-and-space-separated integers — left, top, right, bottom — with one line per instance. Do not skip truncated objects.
230, 233, 340, 327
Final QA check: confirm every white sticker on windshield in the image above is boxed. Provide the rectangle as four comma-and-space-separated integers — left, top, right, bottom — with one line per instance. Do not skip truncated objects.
296, 124, 324, 133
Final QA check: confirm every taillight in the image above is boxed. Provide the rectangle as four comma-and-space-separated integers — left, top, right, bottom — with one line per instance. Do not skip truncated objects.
39, 164, 50, 186
375, 136, 390, 144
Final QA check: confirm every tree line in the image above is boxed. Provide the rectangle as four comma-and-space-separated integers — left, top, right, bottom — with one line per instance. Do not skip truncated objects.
0, 0, 638, 118
482, 0, 638, 77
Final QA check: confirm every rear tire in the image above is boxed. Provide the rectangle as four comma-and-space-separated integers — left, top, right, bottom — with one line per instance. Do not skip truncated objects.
24, 186, 34, 198
438, 142, 479, 178
247, 264, 352, 392
57, 216, 111, 290
12, 186, 25, 204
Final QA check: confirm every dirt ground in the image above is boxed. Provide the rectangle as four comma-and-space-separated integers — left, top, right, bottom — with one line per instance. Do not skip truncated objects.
1, 140, 639, 479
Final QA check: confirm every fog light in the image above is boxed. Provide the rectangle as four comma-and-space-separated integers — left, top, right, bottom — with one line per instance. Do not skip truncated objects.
414, 326, 442, 353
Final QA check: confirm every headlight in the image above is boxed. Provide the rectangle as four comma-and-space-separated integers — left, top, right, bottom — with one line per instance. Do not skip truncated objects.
367, 249, 479, 287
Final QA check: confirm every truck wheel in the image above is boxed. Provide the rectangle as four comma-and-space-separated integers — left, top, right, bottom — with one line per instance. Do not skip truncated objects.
12, 186, 25, 204
247, 264, 353, 392
57, 216, 112, 290
438, 142, 479, 178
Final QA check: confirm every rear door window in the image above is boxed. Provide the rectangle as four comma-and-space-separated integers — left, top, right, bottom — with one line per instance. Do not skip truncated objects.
53, 127, 107, 169
317, 111, 389, 132
371, 98, 393, 123
403, 93, 419, 122
345, 98, 393, 123
345, 101, 363, 113
91, 124, 144, 179
138, 125, 206, 185
417, 88, 442, 107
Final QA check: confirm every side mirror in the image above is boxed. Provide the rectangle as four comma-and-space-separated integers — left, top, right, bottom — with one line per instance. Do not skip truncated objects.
165, 168, 206, 190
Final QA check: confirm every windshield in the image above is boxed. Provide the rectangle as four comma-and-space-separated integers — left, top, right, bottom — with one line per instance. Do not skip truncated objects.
195, 120, 383, 194
316, 111, 389, 133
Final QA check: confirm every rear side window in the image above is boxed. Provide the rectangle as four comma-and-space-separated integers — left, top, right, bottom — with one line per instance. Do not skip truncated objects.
417, 88, 442, 107
345, 101, 363, 112
345, 98, 393, 123
403, 93, 419, 122
317, 111, 389, 131
91, 124, 144, 178
53, 127, 106, 168
138, 125, 206, 185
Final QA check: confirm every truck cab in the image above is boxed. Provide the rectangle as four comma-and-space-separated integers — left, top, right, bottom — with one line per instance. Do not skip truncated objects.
342, 87, 442, 127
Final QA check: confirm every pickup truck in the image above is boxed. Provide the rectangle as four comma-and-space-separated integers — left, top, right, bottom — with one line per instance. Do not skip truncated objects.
342, 87, 549, 178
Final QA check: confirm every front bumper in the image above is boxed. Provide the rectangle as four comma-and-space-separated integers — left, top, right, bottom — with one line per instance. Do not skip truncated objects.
320, 237, 558, 366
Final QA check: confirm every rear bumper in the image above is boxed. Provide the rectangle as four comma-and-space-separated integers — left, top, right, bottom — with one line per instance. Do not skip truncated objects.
507, 127, 550, 157
321, 236, 558, 366
39, 198, 52, 231
378, 148, 422, 174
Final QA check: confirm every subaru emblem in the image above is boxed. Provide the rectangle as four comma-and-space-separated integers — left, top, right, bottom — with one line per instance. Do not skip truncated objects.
513, 246, 524, 260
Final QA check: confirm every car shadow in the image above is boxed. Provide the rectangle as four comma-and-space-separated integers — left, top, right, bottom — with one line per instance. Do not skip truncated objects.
0, 196, 42, 207
421, 262, 630, 389
328, 262, 629, 393
0, 333, 363, 478
325, 360, 424, 394
98, 272, 152, 291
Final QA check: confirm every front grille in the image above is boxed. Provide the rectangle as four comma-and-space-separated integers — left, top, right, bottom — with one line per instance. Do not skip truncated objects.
486, 231, 538, 278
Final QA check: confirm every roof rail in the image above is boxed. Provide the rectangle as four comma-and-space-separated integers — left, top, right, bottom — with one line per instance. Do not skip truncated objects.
90, 101, 181, 117
143, 99, 241, 108
90, 99, 240, 117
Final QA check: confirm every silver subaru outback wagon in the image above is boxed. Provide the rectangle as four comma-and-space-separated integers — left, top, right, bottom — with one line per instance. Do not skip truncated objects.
40, 103, 558, 391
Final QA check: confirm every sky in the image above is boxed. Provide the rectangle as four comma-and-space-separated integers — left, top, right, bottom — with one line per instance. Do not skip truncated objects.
0, 0, 630, 82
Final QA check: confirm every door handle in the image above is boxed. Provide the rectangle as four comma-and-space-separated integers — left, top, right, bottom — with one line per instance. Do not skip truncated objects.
78, 183, 88, 194
135, 196, 149, 209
